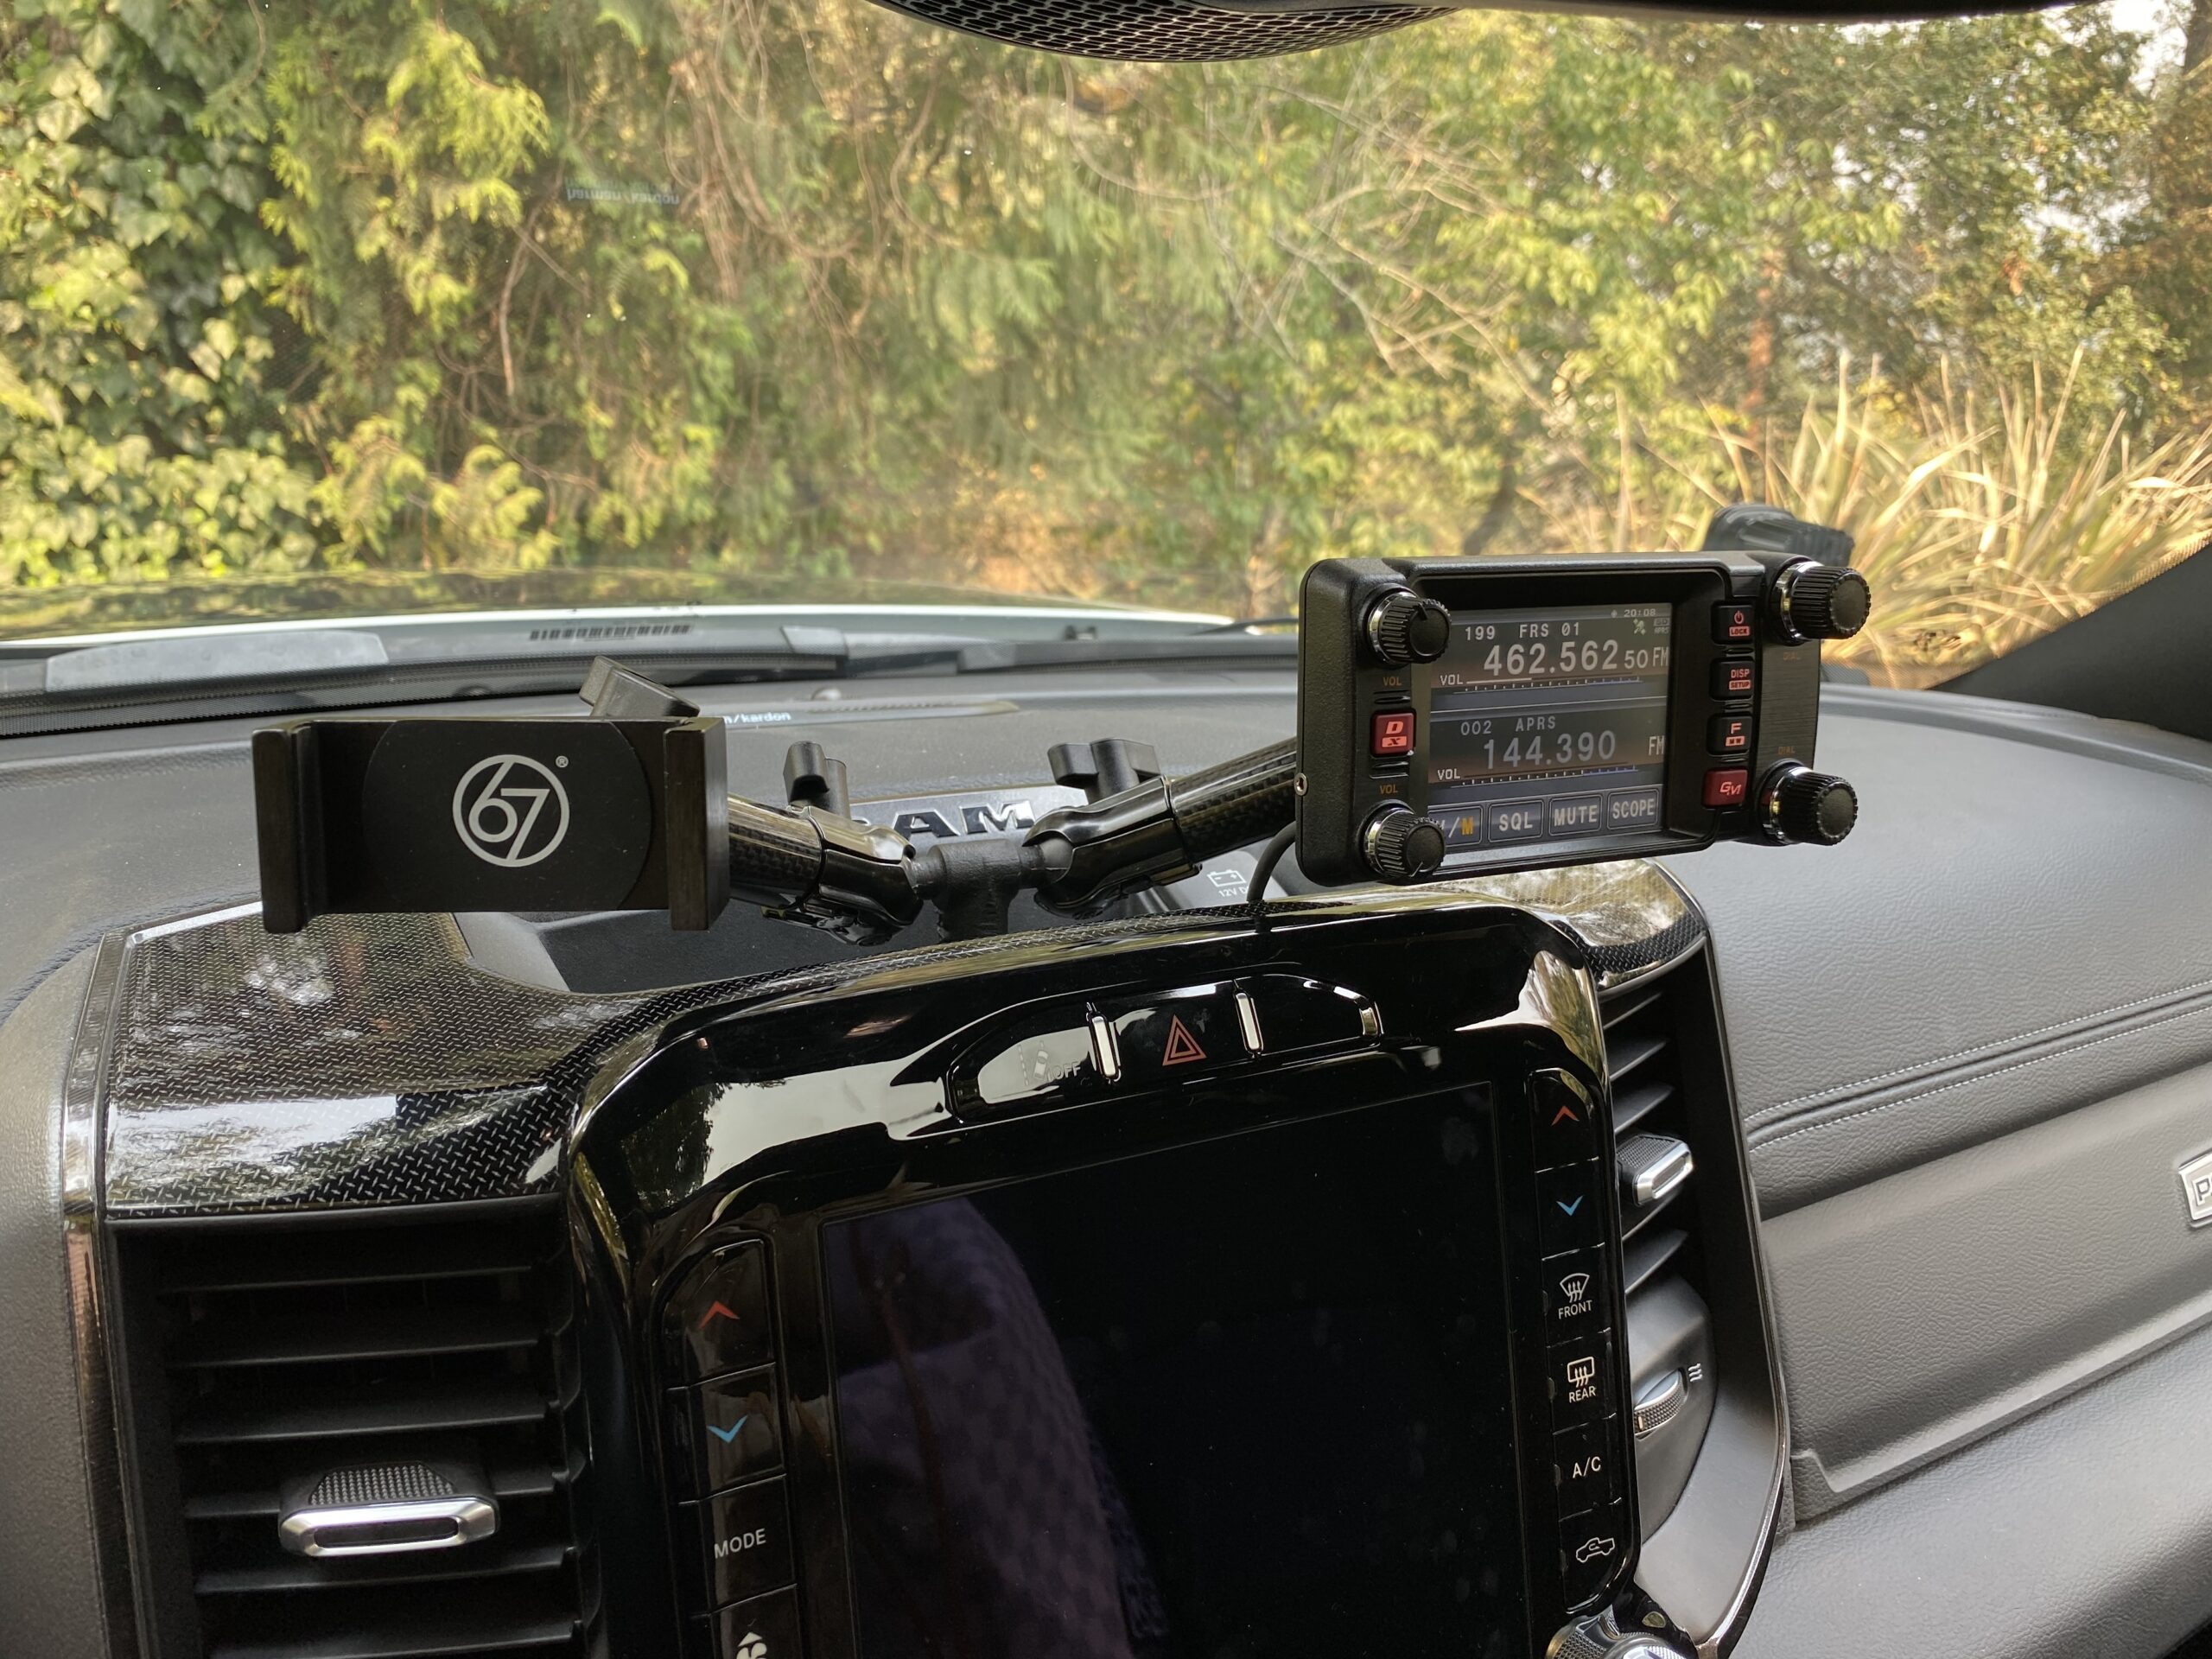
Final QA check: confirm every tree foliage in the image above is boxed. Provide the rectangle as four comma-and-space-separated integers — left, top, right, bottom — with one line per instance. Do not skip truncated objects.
3, 0, 2208, 616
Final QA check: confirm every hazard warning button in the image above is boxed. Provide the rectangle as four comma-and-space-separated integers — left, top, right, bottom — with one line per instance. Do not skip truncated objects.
1096, 985, 1250, 1084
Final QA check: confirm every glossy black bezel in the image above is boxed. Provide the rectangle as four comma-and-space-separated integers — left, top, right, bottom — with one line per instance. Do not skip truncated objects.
575, 907, 1643, 1659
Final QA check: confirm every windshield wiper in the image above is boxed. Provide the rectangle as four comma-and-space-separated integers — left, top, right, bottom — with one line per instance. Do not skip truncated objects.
950, 632, 1295, 671
0, 612, 1293, 737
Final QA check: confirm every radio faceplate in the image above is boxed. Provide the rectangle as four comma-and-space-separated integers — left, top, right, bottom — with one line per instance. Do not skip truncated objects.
573, 901, 1675, 1659
1295, 553, 1847, 886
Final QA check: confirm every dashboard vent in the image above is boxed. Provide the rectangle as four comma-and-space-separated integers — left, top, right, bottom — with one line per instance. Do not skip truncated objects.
1605, 974, 1696, 1279
1601, 959, 1722, 1529
111, 1203, 594, 1659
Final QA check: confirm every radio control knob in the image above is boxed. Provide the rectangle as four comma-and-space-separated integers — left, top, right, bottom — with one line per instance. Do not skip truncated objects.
1363, 805, 1447, 883
1771, 560, 1872, 642
1760, 763, 1858, 845
1364, 589, 1452, 666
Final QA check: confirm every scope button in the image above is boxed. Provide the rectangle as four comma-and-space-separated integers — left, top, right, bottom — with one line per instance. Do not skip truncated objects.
1548, 1332, 1614, 1429
666, 1245, 773, 1384
1538, 1164, 1606, 1255
704, 1478, 796, 1607
1713, 658, 1757, 701
1713, 602, 1757, 645
1560, 1501, 1630, 1609
1097, 985, 1249, 1082
1605, 788, 1662, 832
1553, 1421, 1621, 1519
713, 1588, 803, 1659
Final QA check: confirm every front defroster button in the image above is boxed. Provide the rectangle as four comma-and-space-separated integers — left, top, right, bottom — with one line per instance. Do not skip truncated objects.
1543, 1251, 1605, 1341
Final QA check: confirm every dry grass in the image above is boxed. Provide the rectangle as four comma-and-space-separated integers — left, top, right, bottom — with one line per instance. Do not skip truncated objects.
1577, 359, 2212, 684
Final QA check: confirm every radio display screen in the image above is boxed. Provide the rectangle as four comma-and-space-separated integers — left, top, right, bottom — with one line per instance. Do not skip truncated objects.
823, 1095, 1529, 1659
1420, 602, 1672, 856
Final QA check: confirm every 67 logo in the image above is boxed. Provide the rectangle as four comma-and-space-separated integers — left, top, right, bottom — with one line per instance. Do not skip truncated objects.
451, 753, 571, 868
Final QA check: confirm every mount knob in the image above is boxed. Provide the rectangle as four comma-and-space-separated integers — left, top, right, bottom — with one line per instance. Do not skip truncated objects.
1363, 805, 1447, 882
1761, 764, 1858, 845
1364, 589, 1452, 666
1772, 561, 1872, 642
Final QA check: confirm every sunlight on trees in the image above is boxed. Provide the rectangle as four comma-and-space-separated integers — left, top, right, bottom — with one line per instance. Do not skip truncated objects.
4, 0, 2210, 677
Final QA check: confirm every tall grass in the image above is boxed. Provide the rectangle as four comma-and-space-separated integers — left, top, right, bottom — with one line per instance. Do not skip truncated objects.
1577, 359, 2212, 684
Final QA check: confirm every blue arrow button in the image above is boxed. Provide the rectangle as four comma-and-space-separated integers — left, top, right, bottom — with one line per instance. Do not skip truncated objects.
1556, 1196, 1583, 1217
708, 1415, 749, 1446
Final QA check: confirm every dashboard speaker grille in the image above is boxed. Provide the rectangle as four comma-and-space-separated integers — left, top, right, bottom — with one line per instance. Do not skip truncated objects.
110, 1203, 594, 1659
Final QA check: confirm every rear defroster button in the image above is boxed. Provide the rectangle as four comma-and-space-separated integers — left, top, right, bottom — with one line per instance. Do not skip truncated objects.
1548, 1332, 1614, 1428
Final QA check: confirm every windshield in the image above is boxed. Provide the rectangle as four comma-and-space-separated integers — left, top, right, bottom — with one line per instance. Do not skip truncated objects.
5, 0, 2208, 683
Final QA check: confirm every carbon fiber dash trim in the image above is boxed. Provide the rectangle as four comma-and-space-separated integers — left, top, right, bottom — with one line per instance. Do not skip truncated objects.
99, 860, 1700, 1215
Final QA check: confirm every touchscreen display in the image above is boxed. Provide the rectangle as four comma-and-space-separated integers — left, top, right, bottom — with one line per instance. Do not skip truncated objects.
823, 1097, 1528, 1659
1421, 602, 1671, 856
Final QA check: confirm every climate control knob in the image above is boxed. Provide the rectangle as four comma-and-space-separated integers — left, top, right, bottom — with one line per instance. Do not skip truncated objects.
1759, 762, 1858, 845
1770, 559, 1872, 642
1363, 588, 1452, 666
1363, 805, 1447, 883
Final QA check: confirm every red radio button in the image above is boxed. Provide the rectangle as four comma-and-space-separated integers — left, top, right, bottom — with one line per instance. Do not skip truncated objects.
1370, 710, 1415, 757
1703, 768, 1750, 808
1713, 602, 1757, 645
1713, 658, 1756, 701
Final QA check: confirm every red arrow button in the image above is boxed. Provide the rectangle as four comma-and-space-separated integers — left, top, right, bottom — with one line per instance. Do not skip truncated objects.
696, 1300, 741, 1331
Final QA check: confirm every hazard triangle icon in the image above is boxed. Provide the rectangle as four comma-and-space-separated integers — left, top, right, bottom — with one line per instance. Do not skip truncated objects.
1160, 1015, 1207, 1066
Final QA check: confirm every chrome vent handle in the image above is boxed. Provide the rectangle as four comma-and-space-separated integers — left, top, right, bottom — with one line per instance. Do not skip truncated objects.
278, 1457, 498, 1558
1617, 1133, 1693, 1212
1633, 1369, 1690, 1440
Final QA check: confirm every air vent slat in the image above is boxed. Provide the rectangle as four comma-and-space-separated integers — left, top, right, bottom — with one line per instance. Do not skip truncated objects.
205, 1595, 575, 1659
114, 1205, 588, 1659
174, 1306, 543, 1368
1601, 986, 1665, 1033
1612, 1078, 1675, 1136
196, 1538, 572, 1595
147, 1227, 550, 1295
1605, 1027, 1669, 1084
182, 1458, 565, 1522
174, 1380, 550, 1446
1624, 1226, 1690, 1296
